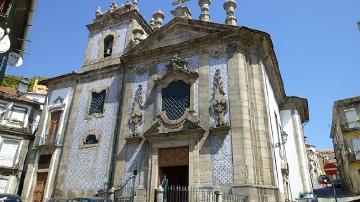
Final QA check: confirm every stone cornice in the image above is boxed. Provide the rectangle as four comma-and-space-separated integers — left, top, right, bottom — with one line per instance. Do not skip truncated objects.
87, 8, 153, 35
281, 96, 309, 123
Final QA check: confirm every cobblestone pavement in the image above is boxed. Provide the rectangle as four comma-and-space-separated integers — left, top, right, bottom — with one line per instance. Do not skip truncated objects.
314, 185, 360, 202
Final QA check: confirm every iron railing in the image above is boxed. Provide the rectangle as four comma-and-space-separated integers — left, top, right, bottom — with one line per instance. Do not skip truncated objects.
0, 121, 33, 134
156, 186, 249, 202
34, 134, 61, 147
113, 172, 137, 202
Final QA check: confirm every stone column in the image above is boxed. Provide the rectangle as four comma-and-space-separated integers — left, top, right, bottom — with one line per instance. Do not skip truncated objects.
198, 0, 211, 22
223, 0, 237, 26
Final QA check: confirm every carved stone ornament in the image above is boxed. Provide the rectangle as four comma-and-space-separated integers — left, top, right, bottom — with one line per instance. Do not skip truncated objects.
212, 69, 228, 127
155, 55, 199, 126
155, 55, 199, 86
208, 44, 226, 58
129, 85, 144, 137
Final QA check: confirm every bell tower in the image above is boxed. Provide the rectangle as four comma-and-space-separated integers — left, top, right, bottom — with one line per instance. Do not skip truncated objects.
81, 1, 151, 72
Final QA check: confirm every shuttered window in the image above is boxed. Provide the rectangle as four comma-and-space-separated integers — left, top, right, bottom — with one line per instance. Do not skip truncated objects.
0, 140, 19, 167
0, 178, 8, 193
89, 90, 106, 115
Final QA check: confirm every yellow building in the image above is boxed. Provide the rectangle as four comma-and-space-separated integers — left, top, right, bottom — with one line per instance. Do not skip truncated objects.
331, 96, 360, 194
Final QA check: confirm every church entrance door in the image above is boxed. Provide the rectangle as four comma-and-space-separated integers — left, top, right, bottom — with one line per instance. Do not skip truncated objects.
158, 147, 189, 186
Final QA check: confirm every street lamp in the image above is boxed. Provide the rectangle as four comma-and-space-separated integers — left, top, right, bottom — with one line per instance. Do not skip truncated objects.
0, 78, 29, 116
273, 131, 289, 148
17, 78, 29, 94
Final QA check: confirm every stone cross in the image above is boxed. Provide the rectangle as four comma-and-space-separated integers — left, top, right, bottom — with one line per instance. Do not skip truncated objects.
172, 0, 190, 7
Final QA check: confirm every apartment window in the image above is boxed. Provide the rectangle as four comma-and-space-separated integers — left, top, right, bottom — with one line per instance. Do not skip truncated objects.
0, 0, 10, 14
104, 35, 114, 57
351, 138, 360, 160
0, 178, 8, 193
89, 90, 106, 115
9, 106, 27, 123
38, 154, 52, 169
161, 80, 190, 120
344, 107, 360, 129
0, 140, 19, 167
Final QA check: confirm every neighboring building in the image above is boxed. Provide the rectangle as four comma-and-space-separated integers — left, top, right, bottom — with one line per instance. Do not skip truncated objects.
24, 79, 48, 105
306, 144, 324, 188
331, 96, 360, 194
20, 73, 76, 202
318, 149, 336, 173
281, 97, 313, 199
0, 86, 41, 194
22, 1, 311, 202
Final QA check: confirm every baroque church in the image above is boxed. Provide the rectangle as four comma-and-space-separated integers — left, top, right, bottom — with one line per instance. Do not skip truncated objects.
21, 0, 312, 202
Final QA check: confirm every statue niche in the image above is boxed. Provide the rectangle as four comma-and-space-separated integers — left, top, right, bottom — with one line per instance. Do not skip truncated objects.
129, 85, 144, 137
211, 69, 228, 127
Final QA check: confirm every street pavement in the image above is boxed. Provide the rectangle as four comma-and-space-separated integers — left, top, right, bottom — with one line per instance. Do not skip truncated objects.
314, 184, 360, 202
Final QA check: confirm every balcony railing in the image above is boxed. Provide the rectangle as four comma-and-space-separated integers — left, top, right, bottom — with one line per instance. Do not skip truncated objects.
0, 120, 34, 134
340, 121, 360, 133
34, 134, 61, 147
348, 151, 360, 163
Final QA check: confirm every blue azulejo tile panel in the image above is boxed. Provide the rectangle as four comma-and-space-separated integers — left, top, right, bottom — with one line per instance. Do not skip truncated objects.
63, 76, 121, 190
123, 140, 147, 187
210, 131, 234, 185
208, 52, 230, 126
128, 70, 149, 135
208, 48, 234, 185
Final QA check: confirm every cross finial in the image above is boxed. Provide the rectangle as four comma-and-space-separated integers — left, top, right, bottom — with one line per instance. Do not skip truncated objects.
172, 0, 190, 7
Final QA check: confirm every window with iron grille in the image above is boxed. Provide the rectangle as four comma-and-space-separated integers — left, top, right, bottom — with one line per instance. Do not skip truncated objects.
161, 81, 190, 120
89, 90, 106, 115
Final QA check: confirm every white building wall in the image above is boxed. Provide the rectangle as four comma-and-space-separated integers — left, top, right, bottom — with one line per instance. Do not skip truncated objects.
261, 63, 286, 198
281, 109, 312, 200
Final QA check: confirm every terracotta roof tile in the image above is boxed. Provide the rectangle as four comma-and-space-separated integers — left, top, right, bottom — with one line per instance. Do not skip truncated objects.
0, 86, 31, 102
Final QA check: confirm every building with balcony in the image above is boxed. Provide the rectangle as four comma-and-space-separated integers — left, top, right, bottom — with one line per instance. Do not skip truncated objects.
331, 96, 360, 194
20, 73, 76, 202
0, 86, 41, 194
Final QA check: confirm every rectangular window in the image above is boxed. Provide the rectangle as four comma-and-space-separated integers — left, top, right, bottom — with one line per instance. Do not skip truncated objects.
352, 138, 360, 160
38, 154, 52, 169
89, 90, 106, 115
0, 178, 8, 193
344, 107, 360, 129
9, 106, 27, 123
0, 140, 19, 167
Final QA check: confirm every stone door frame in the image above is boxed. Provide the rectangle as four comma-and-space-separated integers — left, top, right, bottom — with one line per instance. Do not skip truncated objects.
147, 137, 201, 202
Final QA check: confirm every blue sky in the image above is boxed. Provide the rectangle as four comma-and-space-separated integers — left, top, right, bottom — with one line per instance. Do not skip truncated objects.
7, 0, 360, 149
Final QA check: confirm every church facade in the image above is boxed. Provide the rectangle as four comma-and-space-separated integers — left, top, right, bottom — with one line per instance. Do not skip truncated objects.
21, 1, 311, 202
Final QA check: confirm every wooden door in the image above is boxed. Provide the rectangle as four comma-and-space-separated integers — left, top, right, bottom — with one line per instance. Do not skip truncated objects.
33, 173, 48, 202
47, 111, 62, 144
